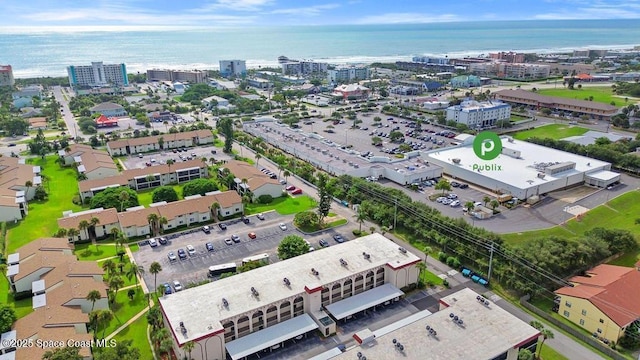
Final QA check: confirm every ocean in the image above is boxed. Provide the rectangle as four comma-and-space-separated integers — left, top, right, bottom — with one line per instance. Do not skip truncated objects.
1, 19, 640, 78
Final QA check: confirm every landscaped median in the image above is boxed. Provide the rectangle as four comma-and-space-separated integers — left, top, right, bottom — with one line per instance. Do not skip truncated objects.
294, 211, 348, 233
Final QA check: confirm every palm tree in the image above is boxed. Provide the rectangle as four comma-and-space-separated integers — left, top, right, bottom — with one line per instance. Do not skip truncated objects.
126, 263, 145, 288
255, 153, 262, 168
89, 217, 100, 241
210, 202, 220, 223
435, 179, 451, 195
147, 213, 159, 236
354, 208, 366, 232
158, 216, 168, 234
149, 262, 162, 296
240, 178, 248, 195
24, 180, 33, 203
98, 310, 114, 338
465, 201, 475, 213
55, 228, 68, 238
109, 276, 125, 303
369, 226, 376, 234
277, 164, 285, 179
380, 225, 389, 236
283, 170, 291, 183
147, 306, 163, 330
415, 261, 427, 284
184, 341, 195, 360
119, 190, 130, 212
110, 227, 120, 242
86, 290, 102, 312
241, 194, 252, 216
78, 220, 90, 241
483, 195, 491, 207
102, 259, 116, 278
490, 199, 499, 212
529, 321, 554, 359
166, 158, 174, 170
67, 228, 79, 243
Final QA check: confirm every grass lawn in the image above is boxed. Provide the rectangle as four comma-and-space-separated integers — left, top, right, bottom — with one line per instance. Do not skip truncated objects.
296, 218, 347, 233
537, 87, 626, 107
74, 243, 119, 261
137, 184, 183, 207
512, 124, 589, 141
502, 190, 640, 247
110, 313, 153, 360
99, 255, 138, 288
6, 156, 83, 252
245, 195, 317, 215
101, 286, 148, 337
129, 243, 140, 252
540, 345, 569, 360
421, 269, 444, 286
8, 294, 33, 319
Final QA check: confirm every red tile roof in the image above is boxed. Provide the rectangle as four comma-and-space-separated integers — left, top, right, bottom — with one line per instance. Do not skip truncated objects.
555, 264, 640, 327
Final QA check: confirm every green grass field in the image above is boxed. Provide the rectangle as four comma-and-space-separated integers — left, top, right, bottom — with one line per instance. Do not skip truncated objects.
513, 124, 590, 141
101, 285, 148, 337
110, 314, 153, 360
245, 195, 317, 215
503, 191, 640, 267
540, 345, 569, 360
136, 184, 183, 207
6, 156, 83, 252
537, 87, 627, 107
421, 269, 444, 286
74, 243, 119, 261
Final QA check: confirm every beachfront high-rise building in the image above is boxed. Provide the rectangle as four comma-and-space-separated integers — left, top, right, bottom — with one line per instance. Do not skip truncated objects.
0, 65, 15, 87
219, 60, 246, 77
489, 51, 525, 63
327, 66, 370, 84
67, 62, 129, 88
281, 60, 328, 76
146, 69, 207, 83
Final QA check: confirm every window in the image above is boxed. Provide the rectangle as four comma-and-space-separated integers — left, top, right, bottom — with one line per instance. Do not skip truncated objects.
599, 319, 605, 324
581, 309, 587, 316
579, 319, 585, 326
597, 328, 602, 334
565, 301, 572, 308
225, 211, 230, 215
563, 310, 570, 317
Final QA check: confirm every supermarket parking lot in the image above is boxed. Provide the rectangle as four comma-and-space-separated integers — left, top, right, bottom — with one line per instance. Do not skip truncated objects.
133, 212, 354, 291
122, 144, 231, 170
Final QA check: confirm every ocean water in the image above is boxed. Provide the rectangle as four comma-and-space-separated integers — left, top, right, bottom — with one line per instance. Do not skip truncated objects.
1, 19, 640, 78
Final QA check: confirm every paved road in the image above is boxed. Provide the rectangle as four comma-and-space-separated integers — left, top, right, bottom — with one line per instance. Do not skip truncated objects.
52, 86, 78, 139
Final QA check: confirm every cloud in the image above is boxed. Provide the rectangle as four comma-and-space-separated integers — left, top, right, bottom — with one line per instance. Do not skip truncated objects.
535, 0, 640, 19
355, 12, 461, 25
192, 0, 274, 12
270, 3, 340, 16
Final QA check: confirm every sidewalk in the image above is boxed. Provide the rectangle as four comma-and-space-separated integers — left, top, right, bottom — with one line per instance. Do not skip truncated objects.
105, 299, 155, 341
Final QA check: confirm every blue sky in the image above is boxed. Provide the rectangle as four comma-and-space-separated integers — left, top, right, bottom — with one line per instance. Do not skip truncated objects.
1, 0, 639, 27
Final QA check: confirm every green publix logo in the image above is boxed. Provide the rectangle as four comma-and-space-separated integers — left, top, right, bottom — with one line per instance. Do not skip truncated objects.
472, 131, 503, 171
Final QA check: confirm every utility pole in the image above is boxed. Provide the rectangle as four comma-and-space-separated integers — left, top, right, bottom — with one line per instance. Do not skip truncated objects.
393, 198, 398, 230
487, 242, 495, 282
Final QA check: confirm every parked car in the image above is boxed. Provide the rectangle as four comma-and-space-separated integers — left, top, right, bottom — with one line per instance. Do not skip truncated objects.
149, 238, 158, 247
285, 185, 296, 191
205, 242, 215, 252
242, 217, 250, 224
202, 225, 211, 234
177, 249, 187, 259
218, 223, 227, 230
173, 280, 183, 292
158, 237, 168, 245
450, 200, 460, 207
319, 239, 330, 248
333, 234, 345, 243
163, 283, 172, 295
248, 232, 257, 239
459, 184, 469, 189
279, 223, 287, 231
167, 251, 177, 261
224, 238, 233, 245
257, 213, 265, 220
186, 244, 196, 256
231, 234, 240, 243
291, 189, 303, 195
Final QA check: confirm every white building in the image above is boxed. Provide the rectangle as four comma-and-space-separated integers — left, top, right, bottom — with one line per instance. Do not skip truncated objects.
446, 100, 511, 129
67, 61, 129, 88
202, 95, 231, 109
146, 69, 207, 83
219, 60, 246, 77
423, 135, 620, 200
282, 60, 328, 76
159, 233, 421, 360
327, 66, 370, 84
0, 64, 14, 86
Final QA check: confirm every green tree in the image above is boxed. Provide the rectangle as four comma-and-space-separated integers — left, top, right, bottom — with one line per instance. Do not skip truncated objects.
28, 128, 50, 155
108, 276, 125, 302
126, 264, 145, 288
518, 348, 535, 360
90, 187, 139, 211
316, 173, 332, 226
529, 321, 554, 359
277, 235, 309, 260
77, 219, 90, 241
183, 341, 195, 360
67, 228, 79, 243
182, 178, 218, 197
98, 309, 114, 338
151, 186, 179, 203
435, 179, 451, 194
483, 195, 491, 206
42, 346, 82, 360
217, 117, 234, 153
102, 259, 116, 277
147, 306, 163, 330
127, 288, 135, 301
465, 201, 475, 213
0, 305, 17, 333
86, 290, 102, 312
149, 261, 162, 295
389, 131, 404, 142
354, 206, 367, 232
147, 213, 159, 236
294, 211, 319, 229
210, 202, 220, 223
490, 199, 499, 211
93, 339, 140, 360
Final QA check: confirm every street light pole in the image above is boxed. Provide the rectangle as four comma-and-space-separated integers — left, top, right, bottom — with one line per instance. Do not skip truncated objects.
487, 242, 495, 282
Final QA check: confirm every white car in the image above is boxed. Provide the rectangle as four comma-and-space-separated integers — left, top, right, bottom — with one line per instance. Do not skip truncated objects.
149, 238, 158, 247
279, 223, 287, 231
447, 193, 458, 200
173, 280, 183, 292
450, 200, 460, 207
186, 244, 196, 256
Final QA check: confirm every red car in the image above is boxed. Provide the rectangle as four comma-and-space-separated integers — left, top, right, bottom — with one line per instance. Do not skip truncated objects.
248, 232, 257, 239
285, 185, 296, 191
291, 189, 303, 195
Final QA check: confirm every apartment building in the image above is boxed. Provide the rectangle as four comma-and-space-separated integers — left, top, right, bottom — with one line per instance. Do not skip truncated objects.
446, 100, 511, 129
146, 69, 207, 83
327, 66, 370, 84
106, 129, 214, 156
0, 65, 15, 86
281, 60, 328, 76
58, 144, 119, 181
159, 233, 420, 360
219, 60, 247, 77
67, 61, 129, 88
219, 160, 283, 201
0, 157, 41, 222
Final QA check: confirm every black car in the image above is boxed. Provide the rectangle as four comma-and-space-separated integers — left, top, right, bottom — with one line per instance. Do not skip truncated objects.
205, 242, 215, 252
459, 183, 469, 189
333, 234, 345, 243
319, 239, 330, 248
158, 237, 168, 245
242, 217, 250, 224
177, 249, 187, 259
218, 223, 227, 230
451, 182, 460, 188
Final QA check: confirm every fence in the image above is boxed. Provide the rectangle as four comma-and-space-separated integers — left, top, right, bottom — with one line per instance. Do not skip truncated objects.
519, 295, 626, 360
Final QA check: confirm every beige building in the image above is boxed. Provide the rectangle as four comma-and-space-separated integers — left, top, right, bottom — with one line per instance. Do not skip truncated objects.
219, 160, 283, 201
57, 208, 120, 242
59, 144, 119, 181
0, 157, 41, 222
555, 264, 640, 343
159, 233, 420, 360
106, 129, 215, 156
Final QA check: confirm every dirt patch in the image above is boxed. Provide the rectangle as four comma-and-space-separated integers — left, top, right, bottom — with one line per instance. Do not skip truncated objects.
547, 186, 598, 203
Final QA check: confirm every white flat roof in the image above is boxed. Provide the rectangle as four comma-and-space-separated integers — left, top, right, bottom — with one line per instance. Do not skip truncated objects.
159, 234, 420, 345
325, 283, 403, 320
425, 135, 611, 190
225, 314, 318, 360
330, 288, 540, 360
586, 170, 620, 181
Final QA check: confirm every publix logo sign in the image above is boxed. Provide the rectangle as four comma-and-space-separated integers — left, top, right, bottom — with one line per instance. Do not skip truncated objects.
472, 131, 503, 171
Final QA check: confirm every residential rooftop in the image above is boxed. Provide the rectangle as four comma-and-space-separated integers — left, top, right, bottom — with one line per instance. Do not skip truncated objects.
159, 233, 420, 345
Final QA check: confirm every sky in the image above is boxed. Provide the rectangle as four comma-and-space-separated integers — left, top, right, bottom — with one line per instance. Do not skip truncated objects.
0, 0, 639, 28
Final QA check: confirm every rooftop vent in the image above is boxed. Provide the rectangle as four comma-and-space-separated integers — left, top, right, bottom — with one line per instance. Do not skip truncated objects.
398, 247, 407, 254
311, 268, 319, 276
476, 295, 490, 307
392, 338, 405, 352
179, 321, 187, 335
340, 258, 348, 267
426, 325, 438, 337
362, 252, 371, 260
283, 277, 291, 286
222, 298, 229, 307
357, 352, 367, 360
452, 158, 461, 164
251, 287, 260, 297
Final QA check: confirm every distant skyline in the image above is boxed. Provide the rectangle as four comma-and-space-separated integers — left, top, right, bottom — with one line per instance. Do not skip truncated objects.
1, 0, 640, 28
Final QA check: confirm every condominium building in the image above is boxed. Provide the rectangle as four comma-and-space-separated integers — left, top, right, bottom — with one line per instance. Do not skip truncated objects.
106, 129, 214, 156
469, 62, 550, 80
327, 66, 370, 84
281, 60, 328, 76
219, 60, 247, 77
146, 69, 207, 83
67, 61, 129, 88
0, 65, 14, 86
489, 51, 525, 63
445, 100, 511, 129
